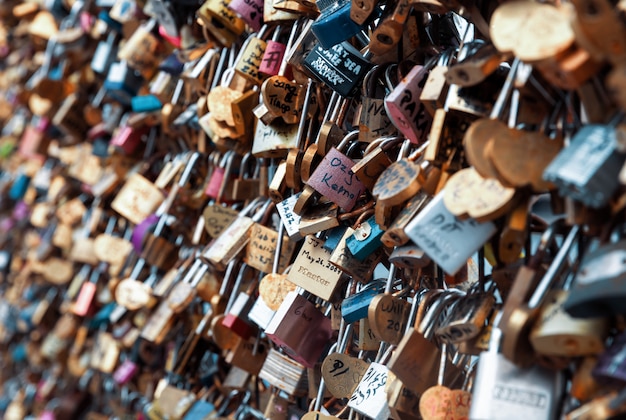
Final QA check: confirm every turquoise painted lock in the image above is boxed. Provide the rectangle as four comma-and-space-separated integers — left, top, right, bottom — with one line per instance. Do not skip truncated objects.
9, 172, 31, 201
131, 94, 162, 113
342, 280, 385, 324
324, 226, 348, 252
183, 398, 216, 419
346, 215, 384, 261
311, 0, 363, 49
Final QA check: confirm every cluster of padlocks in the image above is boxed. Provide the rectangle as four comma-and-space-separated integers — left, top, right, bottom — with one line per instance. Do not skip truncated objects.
0, 0, 626, 418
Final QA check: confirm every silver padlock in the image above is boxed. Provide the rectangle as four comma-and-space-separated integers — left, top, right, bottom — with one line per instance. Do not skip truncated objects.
470, 317, 566, 420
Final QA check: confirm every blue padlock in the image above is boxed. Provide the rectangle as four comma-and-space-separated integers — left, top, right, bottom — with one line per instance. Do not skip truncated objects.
158, 53, 185, 75
183, 399, 216, 419
341, 280, 385, 324
345, 215, 384, 261
98, 11, 123, 32
8, 173, 31, 201
324, 226, 348, 252
104, 62, 144, 105
311, 0, 363, 49
131, 94, 163, 113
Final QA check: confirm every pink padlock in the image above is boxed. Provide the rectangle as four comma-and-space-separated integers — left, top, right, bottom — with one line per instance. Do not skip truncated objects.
18, 117, 49, 162
307, 136, 366, 211
204, 151, 236, 201
72, 263, 107, 317
159, 25, 181, 48
259, 27, 286, 76
384, 64, 432, 144
39, 410, 56, 420
228, 0, 264, 32
110, 125, 150, 155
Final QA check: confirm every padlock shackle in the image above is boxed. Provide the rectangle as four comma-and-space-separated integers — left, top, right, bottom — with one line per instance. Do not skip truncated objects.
528, 225, 579, 309
489, 57, 520, 120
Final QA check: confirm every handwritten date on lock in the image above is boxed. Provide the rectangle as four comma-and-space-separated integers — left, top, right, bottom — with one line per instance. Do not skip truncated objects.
349, 364, 388, 406
308, 148, 365, 211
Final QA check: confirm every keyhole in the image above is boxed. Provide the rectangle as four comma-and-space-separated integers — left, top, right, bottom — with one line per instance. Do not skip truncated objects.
376, 34, 393, 46
456, 69, 469, 83
585, 0, 599, 15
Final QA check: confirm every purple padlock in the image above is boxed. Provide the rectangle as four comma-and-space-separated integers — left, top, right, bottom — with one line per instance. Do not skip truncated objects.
113, 358, 139, 385
132, 214, 159, 253
593, 330, 626, 384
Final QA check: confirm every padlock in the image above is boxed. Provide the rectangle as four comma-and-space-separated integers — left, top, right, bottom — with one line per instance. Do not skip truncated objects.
222, 264, 258, 339
232, 152, 261, 202
529, 262, 608, 358
111, 165, 165, 225
543, 122, 626, 209
405, 190, 497, 275
381, 190, 431, 247
592, 330, 626, 385
311, 0, 364, 49
198, 0, 246, 46
73, 262, 109, 317
265, 290, 333, 368
182, 388, 216, 420
372, 140, 424, 226
351, 137, 398, 190
228, 0, 264, 31
91, 31, 119, 76
564, 235, 626, 318
103, 61, 144, 106
329, 222, 383, 282
368, 0, 409, 56
418, 343, 459, 420
112, 340, 141, 385
420, 49, 454, 117
204, 151, 237, 202
234, 26, 271, 85
225, 334, 269, 375
345, 214, 384, 261
52, 92, 89, 141
166, 261, 212, 314
287, 234, 344, 301
249, 223, 296, 328
258, 348, 309, 396
469, 323, 565, 420
348, 361, 391, 420
357, 68, 398, 143
341, 280, 385, 324
385, 62, 432, 145
254, 34, 310, 126
367, 265, 410, 345
306, 132, 366, 211
117, 18, 162, 78
202, 197, 272, 270
388, 289, 464, 395
303, 41, 373, 97
435, 282, 495, 345
259, 26, 287, 76
446, 42, 507, 87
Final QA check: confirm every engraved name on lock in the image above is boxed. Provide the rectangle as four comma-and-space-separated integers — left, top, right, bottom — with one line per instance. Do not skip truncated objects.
385, 64, 432, 144
287, 236, 343, 301
405, 192, 497, 275
307, 148, 366, 211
